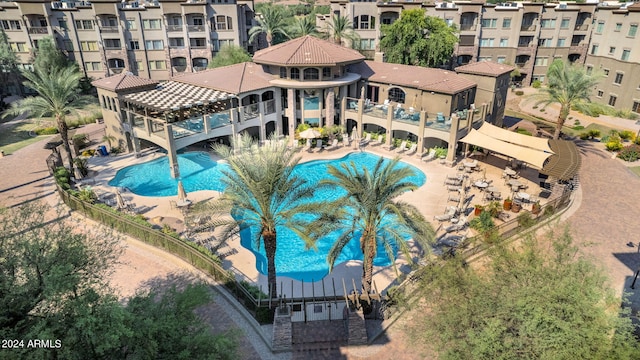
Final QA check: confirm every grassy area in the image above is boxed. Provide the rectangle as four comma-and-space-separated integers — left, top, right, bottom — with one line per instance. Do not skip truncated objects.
0, 121, 53, 154
504, 109, 621, 138
628, 166, 640, 178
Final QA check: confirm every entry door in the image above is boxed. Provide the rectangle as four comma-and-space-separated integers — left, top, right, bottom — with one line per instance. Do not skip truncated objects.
366, 85, 379, 103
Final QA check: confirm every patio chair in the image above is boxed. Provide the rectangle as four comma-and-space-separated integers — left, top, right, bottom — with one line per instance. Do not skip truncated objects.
314, 140, 323, 152
445, 217, 468, 233
422, 149, 437, 162
436, 112, 445, 123
374, 136, 384, 146
405, 144, 418, 155
361, 133, 372, 145
325, 138, 339, 151
447, 193, 461, 203
447, 185, 462, 192
395, 141, 407, 153
434, 208, 456, 222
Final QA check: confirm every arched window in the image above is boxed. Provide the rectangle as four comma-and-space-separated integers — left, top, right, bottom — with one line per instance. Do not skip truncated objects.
291, 68, 300, 80
280, 67, 287, 78
322, 67, 331, 79
111, 98, 117, 112
304, 68, 319, 80
101, 95, 107, 109
388, 87, 406, 104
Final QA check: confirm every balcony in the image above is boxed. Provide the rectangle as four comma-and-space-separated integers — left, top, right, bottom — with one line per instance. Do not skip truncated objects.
109, 67, 125, 74
100, 26, 119, 33
28, 27, 48, 34
460, 24, 476, 31
187, 25, 205, 32
167, 25, 183, 32
574, 24, 588, 31
190, 45, 206, 49
518, 43, 532, 48
520, 24, 536, 32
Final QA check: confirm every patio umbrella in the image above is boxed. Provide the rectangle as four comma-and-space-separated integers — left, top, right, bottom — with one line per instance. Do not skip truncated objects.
116, 191, 126, 210
299, 128, 321, 139
177, 180, 188, 202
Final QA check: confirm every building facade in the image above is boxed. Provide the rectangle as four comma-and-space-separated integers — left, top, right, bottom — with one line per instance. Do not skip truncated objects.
0, 0, 256, 81
92, 36, 512, 177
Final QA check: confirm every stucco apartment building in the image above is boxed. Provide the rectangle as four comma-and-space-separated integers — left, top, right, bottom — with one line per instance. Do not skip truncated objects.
0, 0, 256, 86
323, 0, 640, 112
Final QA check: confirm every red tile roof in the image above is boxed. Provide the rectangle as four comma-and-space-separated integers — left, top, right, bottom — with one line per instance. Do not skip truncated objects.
91, 72, 158, 92
350, 61, 476, 95
172, 62, 273, 94
252, 35, 365, 66
455, 61, 515, 77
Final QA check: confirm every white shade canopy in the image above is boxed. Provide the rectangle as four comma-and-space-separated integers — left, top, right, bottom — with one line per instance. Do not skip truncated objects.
460, 129, 552, 169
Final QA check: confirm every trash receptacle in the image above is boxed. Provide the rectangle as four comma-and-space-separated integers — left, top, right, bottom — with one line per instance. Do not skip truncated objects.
98, 145, 108, 156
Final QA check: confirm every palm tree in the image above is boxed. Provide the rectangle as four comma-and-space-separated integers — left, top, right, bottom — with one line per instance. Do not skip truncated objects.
325, 15, 359, 47
248, 5, 289, 47
102, 134, 117, 151
317, 157, 434, 294
288, 16, 321, 39
7, 66, 93, 175
199, 134, 322, 298
530, 59, 600, 139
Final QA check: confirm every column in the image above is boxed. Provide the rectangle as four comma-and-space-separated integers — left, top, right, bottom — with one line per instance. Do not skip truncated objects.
416, 110, 426, 157
384, 106, 393, 149
318, 89, 324, 128
287, 88, 296, 146
340, 96, 347, 129
165, 124, 180, 178
259, 101, 266, 143
275, 90, 283, 136
128, 112, 141, 155
447, 113, 461, 163
203, 114, 211, 135
325, 88, 335, 127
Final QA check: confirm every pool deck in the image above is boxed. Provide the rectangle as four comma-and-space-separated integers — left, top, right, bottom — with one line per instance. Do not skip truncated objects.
84, 141, 544, 297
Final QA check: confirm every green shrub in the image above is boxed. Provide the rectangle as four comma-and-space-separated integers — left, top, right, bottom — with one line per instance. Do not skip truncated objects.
35, 127, 58, 135
66, 120, 80, 128
515, 90, 524, 96
54, 166, 71, 190
532, 80, 541, 88
516, 128, 532, 136
572, 125, 585, 130
517, 211, 535, 229
532, 105, 538, 109
73, 157, 89, 176
110, 146, 124, 155
605, 133, 623, 151
587, 129, 601, 139
617, 144, 640, 162
619, 130, 634, 141
433, 146, 448, 158
539, 108, 545, 112
579, 132, 590, 140
74, 188, 98, 204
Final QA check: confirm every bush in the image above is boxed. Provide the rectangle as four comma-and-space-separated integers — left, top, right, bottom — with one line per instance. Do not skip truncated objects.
617, 144, 640, 162
572, 125, 585, 130
587, 129, 601, 139
35, 127, 58, 135
433, 146, 448, 158
515, 90, 524, 96
605, 133, 623, 151
72, 188, 98, 204
54, 166, 71, 190
110, 146, 124, 155
618, 130, 634, 141
73, 157, 89, 176
532, 80, 541, 88
517, 211, 535, 229
579, 132, 590, 140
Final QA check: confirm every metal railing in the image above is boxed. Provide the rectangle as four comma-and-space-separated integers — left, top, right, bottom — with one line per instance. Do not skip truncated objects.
28, 27, 48, 34
100, 26, 119, 33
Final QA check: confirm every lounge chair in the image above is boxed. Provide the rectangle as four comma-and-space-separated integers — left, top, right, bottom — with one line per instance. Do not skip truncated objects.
434, 208, 456, 222
361, 133, 372, 145
422, 149, 437, 162
447, 193, 461, 203
314, 140, 323, 152
325, 138, 339, 150
445, 217, 468, 233
342, 137, 350, 147
405, 144, 418, 155
374, 136, 384, 146
395, 141, 407, 153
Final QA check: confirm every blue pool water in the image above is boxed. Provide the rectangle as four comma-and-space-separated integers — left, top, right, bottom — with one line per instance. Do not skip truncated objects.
109, 152, 426, 281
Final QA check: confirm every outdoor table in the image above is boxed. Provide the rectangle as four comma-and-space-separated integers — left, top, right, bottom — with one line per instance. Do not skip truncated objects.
504, 168, 516, 177
507, 179, 522, 188
515, 192, 530, 201
176, 199, 192, 208
474, 181, 489, 189
486, 186, 499, 194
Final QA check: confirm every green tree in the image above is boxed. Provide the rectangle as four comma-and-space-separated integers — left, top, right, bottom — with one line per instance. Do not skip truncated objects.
380, 9, 458, 68
249, 4, 289, 47
530, 59, 600, 139
208, 45, 252, 68
318, 157, 434, 294
418, 228, 640, 359
203, 134, 323, 298
0, 28, 21, 99
288, 16, 321, 38
6, 66, 93, 175
31, 36, 71, 72
325, 15, 359, 47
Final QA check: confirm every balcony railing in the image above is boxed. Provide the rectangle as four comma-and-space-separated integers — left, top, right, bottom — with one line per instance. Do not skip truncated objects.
167, 25, 183, 32
520, 24, 536, 31
264, 99, 276, 115
210, 112, 231, 129
459, 24, 476, 31
100, 26, 119, 33
242, 103, 259, 121
518, 43, 532, 48
574, 24, 589, 31
28, 27, 48, 34
190, 45, 206, 49
187, 25, 205, 32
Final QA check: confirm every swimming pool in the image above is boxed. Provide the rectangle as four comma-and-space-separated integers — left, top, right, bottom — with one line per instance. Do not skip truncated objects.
109, 152, 426, 282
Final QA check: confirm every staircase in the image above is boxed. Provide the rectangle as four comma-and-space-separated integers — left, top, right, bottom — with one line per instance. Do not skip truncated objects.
291, 320, 348, 359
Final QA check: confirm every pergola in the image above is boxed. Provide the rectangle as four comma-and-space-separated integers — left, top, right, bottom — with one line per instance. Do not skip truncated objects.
123, 81, 234, 113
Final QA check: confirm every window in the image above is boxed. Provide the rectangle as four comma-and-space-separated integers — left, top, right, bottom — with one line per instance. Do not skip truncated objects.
480, 38, 494, 47
1, 20, 22, 30
303, 68, 319, 80
532, 75, 545, 82
354, 15, 374, 30
290, 68, 299, 80
629, 24, 638, 37
75, 20, 93, 30
129, 40, 139, 50
590, 44, 598, 55
481, 18, 497, 28
614, 73, 623, 85
322, 67, 331, 78
621, 49, 630, 61
388, 87, 405, 104
632, 101, 640, 113
615, 23, 622, 32
497, 56, 506, 64
596, 90, 603, 97
102, 17, 117, 27
478, 56, 492, 62
216, 16, 232, 30
103, 39, 121, 49
586, 66, 593, 75
538, 38, 553, 47
502, 18, 511, 28
214, 39, 233, 51
560, 18, 570, 29
145, 40, 163, 50
142, 19, 161, 30
192, 17, 204, 26
135, 61, 143, 71
84, 62, 101, 71
541, 19, 556, 29
595, 21, 604, 33
148, 60, 166, 70
58, 18, 68, 30
63, 40, 73, 51
190, 38, 206, 48
80, 41, 98, 51
445, 18, 453, 27
499, 38, 508, 47
603, 69, 610, 76
126, 18, 136, 30
171, 57, 187, 67
608, 95, 617, 107
279, 67, 286, 78
535, 57, 548, 66
9, 42, 27, 52
107, 58, 125, 69
557, 38, 566, 47
169, 37, 185, 48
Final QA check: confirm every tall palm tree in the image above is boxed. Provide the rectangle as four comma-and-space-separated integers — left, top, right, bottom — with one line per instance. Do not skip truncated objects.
200, 134, 322, 298
7, 66, 92, 175
317, 157, 434, 294
325, 15, 359, 47
248, 5, 289, 47
530, 59, 600, 139
288, 16, 320, 39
